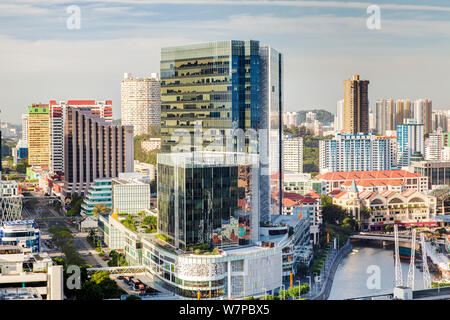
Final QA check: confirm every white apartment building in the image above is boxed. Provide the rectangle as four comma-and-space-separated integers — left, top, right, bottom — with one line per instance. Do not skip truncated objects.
121, 73, 161, 136
335, 99, 344, 132
425, 132, 444, 161
283, 112, 299, 128
319, 133, 393, 173
282, 135, 303, 174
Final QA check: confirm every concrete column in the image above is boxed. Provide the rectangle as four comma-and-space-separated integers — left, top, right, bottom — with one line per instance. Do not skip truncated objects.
47, 265, 64, 300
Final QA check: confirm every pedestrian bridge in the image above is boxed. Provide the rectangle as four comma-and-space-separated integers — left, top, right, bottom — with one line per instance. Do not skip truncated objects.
350, 233, 413, 242
86, 266, 147, 274
350, 233, 445, 245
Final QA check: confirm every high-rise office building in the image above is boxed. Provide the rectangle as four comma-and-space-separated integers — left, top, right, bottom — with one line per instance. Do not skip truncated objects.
319, 133, 393, 173
63, 107, 134, 196
160, 40, 283, 219
28, 104, 50, 167
397, 118, 424, 167
376, 99, 396, 135
342, 75, 369, 134
157, 152, 260, 249
283, 135, 303, 174
49, 100, 113, 173
121, 73, 161, 136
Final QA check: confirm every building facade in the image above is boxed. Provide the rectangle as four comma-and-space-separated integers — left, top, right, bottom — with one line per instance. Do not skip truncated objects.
80, 179, 112, 216
121, 73, 161, 136
375, 99, 396, 136
333, 185, 437, 230
158, 152, 260, 249
282, 135, 303, 174
0, 180, 22, 222
160, 40, 283, 219
49, 100, 113, 174
0, 220, 40, 253
112, 175, 151, 215
319, 133, 393, 173
63, 107, 134, 196
27, 105, 50, 167
342, 75, 369, 134
397, 118, 424, 167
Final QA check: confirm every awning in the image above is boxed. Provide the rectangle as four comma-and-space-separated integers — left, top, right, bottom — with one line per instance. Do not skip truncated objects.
403, 222, 439, 227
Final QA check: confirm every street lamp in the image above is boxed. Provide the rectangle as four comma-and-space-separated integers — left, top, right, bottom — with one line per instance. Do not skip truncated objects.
281, 284, 286, 300
297, 280, 301, 300
306, 276, 312, 297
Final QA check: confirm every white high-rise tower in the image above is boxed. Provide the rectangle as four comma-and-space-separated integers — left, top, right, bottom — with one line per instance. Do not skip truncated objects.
121, 73, 161, 136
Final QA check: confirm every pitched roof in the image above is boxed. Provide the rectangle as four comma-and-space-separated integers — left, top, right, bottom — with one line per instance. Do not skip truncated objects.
341, 179, 405, 187
316, 170, 422, 181
283, 198, 299, 207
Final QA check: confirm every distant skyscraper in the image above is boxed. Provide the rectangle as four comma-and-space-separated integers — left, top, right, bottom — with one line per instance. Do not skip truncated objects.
342, 75, 369, 134
160, 40, 283, 219
21, 114, 28, 146
335, 99, 344, 132
319, 133, 393, 173
413, 99, 432, 134
395, 99, 412, 126
425, 132, 443, 161
28, 104, 50, 167
375, 99, 396, 135
121, 73, 161, 136
283, 112, 298, 128
49, 100, 113, 174
397, 118, 424, 167
283, 135, 303, 174
63, 107, 134, 196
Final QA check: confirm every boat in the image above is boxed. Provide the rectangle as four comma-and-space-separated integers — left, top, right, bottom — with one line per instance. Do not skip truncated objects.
398, 240, 420, 260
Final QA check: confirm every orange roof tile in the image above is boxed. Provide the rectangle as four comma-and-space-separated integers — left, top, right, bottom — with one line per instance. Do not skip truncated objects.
316, 170, 422, 181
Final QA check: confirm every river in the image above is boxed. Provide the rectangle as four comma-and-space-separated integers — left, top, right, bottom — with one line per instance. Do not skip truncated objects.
328, 245, 427, 300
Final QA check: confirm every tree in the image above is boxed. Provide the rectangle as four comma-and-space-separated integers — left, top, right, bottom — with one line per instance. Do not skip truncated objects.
126, 295, 142, 300
92, 204, 110, 217
278, 289, 289, 300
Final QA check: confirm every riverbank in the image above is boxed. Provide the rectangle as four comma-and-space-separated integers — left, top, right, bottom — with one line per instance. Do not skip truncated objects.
311, 240, 353, 300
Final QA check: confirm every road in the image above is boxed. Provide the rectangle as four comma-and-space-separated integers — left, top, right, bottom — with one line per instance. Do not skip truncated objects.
22, 194, 108, 268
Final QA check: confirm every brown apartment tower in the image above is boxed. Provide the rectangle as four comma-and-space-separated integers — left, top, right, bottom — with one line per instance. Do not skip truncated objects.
343, 74, 370, 134
63, 107, 134, 197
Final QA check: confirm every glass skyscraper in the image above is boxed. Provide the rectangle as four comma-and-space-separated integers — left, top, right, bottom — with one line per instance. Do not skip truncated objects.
160, 40, 283, 220
157, 152, 260, 249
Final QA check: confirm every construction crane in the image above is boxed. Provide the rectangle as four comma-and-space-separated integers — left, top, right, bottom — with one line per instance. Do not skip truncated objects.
406, 229, 417, 289
394, 224, 403, 287
420, 233, 432, 289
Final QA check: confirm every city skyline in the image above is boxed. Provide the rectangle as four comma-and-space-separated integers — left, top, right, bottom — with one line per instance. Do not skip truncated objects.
1, 0, 450, 123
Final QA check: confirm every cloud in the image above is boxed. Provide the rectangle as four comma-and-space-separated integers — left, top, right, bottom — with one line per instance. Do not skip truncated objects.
12, 0, 450, 13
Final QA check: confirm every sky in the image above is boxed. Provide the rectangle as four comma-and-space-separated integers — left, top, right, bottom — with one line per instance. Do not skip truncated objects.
1, 0, 450, 124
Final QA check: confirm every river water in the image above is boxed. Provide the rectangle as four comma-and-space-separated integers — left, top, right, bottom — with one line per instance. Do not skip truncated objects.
328, 245, 427, 300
